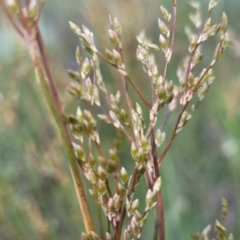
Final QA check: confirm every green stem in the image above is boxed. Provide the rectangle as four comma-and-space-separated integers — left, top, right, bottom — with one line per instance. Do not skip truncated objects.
96, 200, 105, 240
34, 29, 95, 233
34, 56, 95, 233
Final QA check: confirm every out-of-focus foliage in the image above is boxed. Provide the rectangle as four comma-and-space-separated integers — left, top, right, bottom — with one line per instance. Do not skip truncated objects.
0, 0, 239, 239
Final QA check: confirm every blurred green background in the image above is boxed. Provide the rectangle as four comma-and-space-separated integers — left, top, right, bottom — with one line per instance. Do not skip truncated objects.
0, 0, 239, 239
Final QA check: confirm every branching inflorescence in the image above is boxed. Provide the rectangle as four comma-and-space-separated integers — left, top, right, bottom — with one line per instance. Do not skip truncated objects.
1, 0, 232, 239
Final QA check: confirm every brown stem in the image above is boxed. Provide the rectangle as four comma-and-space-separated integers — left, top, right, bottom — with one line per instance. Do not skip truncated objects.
96, 50, 151, 110
157, 104, 186, 165
125, 74, 151, 110
157, 57, 217, 166
151, 133, 166, 240
156, 190, 165, 240
106, 180, 113, 198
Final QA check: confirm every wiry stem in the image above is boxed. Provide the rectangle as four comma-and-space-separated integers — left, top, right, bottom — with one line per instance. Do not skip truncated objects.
96, 201, 105, 240
99, 104, 137, 146
96, 50, 151, 110
143, 2, 178, 232
118, 167, 141, 237
157, 58, 219, 166
184, 9, 211, 94
160, 109, 172, 131
35, 30, 95, 234
0, 0, 23, 37
15, 0, 30, 33
157, 1, 224, 167
118, 47, 134, 129
162, 0, 177, 83
1, 2, 95, 233
151, 132, 165, 240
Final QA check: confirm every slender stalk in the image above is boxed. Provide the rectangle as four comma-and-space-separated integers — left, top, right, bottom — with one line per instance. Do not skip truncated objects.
99, 105, 137, 146
0, 0, 23, 37
33, 1, 45, 27
160, 109, 172, 131
35, 29, 95, 233
162, 0, 177, 83
15, 0, 31, 34
32, 47, 94, 232
157, 60, 217, 166
157, 104, 186, 166
96, 50, 151, 110
118, 47, 134, 128
118, 167, 141, 237
151, 133, 166, 240
157, 5, 223, 167
156, 191, 165, 240
184, 10, 211, 94
1, 2, 95, 232
96, 201, 105, 240
125, 74, 151, 110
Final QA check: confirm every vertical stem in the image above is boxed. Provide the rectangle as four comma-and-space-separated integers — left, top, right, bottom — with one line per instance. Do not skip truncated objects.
96, 200, 105, 240
151, 133, 166, 240
118, 167, 141, 238
34, 29, 95, 233
70, 168, 95, 233
156, 191, 165, 240
118, 48, 134, 127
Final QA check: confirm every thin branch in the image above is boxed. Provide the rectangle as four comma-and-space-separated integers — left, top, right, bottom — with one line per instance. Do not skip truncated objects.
151, 132, 166, 240
157, 103, 185, 166
118, 47, 134, 128
159, 109, 172, 131
106, 180, 113, 198
150, 76, 156, 104
33, 0, 46, 27
0, 0, 24, 37
184, 10, 211, 94
125, 74, 151, 110
162, 0, 177, 82
99, 105, 137, 146
13, 21, 95, 233
96, 50, 151, 110
15, 0, 30, 34
156, 190, 165, 240
157, 60, 217, 166
94, 58, 137, 146
96, 201, 105, 240
157, 2, 220, 167
95, 140, 113, 198
118, 167, 140, 237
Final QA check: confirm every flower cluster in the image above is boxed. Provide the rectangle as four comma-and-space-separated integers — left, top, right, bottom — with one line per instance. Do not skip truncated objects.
66, 0, 229, 238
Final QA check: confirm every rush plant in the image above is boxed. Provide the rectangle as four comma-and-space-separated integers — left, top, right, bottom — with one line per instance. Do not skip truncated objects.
0, 0, 233, 239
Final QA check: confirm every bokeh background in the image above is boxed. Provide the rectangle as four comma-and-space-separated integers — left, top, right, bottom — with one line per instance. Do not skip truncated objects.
0, 0, 239, 239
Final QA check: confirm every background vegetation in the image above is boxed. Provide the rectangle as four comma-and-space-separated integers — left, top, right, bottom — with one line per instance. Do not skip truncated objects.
0, 0, 239, 239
